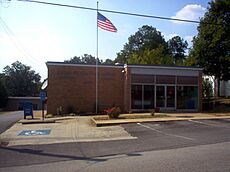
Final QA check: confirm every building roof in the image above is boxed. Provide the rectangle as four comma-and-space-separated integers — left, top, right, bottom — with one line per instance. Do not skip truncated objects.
8, 97, 41, 100
127, 64, 203, 71
46, 61, 124, 68
46, 61, 203, 71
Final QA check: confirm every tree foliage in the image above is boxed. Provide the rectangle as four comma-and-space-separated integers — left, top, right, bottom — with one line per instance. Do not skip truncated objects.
167, 36, 188, 65
202, 78, 213, 98
128, 45, 173, 65
115, 25, 169, 64
2, 61, 41, 96
0, 78, 8, 108
64, 54, 118, 65
64, 54, 102, 64
184, 49, 197, 66
103, 59, 114, 65
190, 0, 230, 80
115, 25, 188, 65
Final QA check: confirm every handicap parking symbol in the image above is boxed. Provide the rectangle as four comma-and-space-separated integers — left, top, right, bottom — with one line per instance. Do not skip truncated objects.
18, 129, 51, 136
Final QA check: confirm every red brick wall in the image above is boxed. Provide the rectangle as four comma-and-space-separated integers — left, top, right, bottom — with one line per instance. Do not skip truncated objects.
47, 65, 125, 114
98, 67, 124, 111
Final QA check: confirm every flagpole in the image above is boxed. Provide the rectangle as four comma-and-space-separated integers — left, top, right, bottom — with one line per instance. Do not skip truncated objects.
96, 1, 99, 114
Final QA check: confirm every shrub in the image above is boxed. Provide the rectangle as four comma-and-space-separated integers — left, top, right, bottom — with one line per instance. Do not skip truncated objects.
151, 109, 155, 116
45, 114, 53, 118
104, 107, 121, 119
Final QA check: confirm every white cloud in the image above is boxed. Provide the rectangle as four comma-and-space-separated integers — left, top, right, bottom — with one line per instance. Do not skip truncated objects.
171, 4, 206, 24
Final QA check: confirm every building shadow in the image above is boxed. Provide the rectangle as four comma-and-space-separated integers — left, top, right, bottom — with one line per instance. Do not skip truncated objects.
0, 146, 106, 162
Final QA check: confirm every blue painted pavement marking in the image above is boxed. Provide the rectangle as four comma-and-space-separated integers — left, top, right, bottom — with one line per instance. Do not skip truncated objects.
18, 129, 51, 136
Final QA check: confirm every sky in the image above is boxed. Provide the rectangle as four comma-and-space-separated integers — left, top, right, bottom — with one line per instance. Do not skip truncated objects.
0, 0, 210, 80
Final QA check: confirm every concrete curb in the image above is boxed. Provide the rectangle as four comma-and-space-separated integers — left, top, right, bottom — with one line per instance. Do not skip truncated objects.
93, 116, 230, 127
90, 118, 97, 127
18, 116, 76, 124
19, 119, 56, 124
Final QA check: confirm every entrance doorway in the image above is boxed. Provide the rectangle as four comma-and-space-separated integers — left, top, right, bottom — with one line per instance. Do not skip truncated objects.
156, 85, 175, 110
131, 84, 175, 111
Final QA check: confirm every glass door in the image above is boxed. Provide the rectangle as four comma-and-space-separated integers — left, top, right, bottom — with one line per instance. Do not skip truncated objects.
156, 86, 165, 108
144, 85, 154, 109
131, 85, 142, 109
166, 86, 175, 108
156, 85, 175, 109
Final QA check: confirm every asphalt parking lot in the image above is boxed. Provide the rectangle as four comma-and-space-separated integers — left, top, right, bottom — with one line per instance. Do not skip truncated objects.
1, 119, 230, 170
122, 119, 230, 151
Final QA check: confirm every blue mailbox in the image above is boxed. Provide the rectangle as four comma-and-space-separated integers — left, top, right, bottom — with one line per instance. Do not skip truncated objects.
23, 102, 33, 119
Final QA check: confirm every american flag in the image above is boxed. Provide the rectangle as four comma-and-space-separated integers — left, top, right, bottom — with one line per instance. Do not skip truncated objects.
97, 12, 117, 32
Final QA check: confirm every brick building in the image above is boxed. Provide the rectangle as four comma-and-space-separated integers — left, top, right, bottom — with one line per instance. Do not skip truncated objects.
46, 62, 202, 114
5, 97, 43, 111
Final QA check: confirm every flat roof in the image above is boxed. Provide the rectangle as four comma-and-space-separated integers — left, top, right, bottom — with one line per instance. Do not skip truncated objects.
127, 64, 203, 71
46, 61, 202, 71
8, 97, 42, 100
46, 61, 124, 68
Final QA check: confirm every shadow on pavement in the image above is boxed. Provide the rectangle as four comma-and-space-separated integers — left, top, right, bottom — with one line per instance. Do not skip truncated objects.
0, 146, 106, 162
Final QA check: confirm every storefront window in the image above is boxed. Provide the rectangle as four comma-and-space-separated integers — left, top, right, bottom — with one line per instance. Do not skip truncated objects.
131, 85, 142, 109
131, 85, 154, 109
156, 86, 165, 107
177, 86, 198, 109
144, 85, 154, 109
167, 86, 175, 108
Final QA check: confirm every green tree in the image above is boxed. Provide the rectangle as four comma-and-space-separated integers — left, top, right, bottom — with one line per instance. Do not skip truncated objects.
190, 0, 230, 80
184, 48, 197, 66
2, 61, 41, 96
128, 45, 173, 65
167, 36, 188, 65
0, 78, 8, 108
64, 54, 102, 64
115, 25, 168, 64
81, 54, 101, 64
103, 59, 114, 65
64, 56, 81, 64
202, 78, 213, 98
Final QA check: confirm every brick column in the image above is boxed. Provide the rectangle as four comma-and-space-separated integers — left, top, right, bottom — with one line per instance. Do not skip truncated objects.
124, 67, 131, 112
198, 71, 203, 112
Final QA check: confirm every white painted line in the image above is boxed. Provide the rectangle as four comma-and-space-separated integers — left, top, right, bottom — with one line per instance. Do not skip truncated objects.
188, 120, 218, 127
137, 123, 194, 141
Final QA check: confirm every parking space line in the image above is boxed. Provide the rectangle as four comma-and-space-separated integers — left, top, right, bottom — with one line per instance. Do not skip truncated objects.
137, 123, 194, 141
188, 120, 219, 127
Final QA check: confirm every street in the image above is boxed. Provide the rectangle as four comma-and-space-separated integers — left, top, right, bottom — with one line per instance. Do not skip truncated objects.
1, 119, 230, 171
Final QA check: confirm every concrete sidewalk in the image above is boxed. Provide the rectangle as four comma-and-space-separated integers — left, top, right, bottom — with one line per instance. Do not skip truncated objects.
0, 117, 135, 147
93, 112, 230, 126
